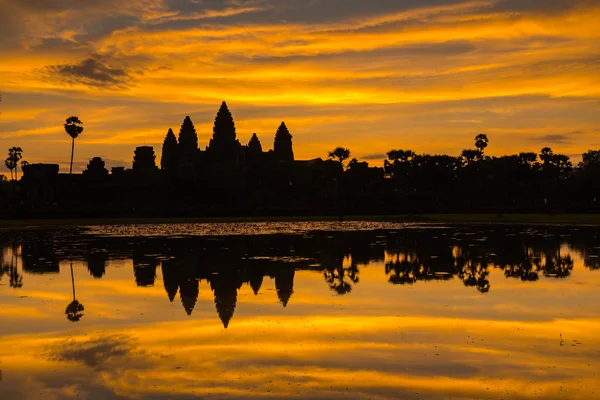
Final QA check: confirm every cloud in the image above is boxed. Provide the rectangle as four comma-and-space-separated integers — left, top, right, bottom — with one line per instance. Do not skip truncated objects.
44, 57, 131, 88
1, 0, 599, 165
529, 134, 572, 144
362, 153, 387, 161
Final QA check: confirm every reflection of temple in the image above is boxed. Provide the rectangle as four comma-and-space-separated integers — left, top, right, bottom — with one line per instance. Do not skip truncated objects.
21, 234, 59, 275
133, 252, 159, 287
86, 251, 108, 279
275, 269, 295, 307
210, 272, 242, 328
2, 226, 600, 327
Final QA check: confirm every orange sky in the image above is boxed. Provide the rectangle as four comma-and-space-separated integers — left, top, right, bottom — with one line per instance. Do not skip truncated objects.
1, 0, 600, 173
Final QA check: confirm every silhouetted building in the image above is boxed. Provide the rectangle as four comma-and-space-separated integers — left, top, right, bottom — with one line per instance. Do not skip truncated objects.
208, 101, 242, 163
21, 164, 59, 208
274, 122, 294, 161
161, 128, 178, 172
132, 146, 158, 177
83, 157, 109, 180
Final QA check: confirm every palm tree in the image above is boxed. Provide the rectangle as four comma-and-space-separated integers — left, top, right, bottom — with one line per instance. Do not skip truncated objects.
20, 160, 29, 177
475, 134, 489, 154
4, 157, 14, 181
4, 147, 23, 181
64, 116, 83, 174
65, 262, 84, 322
328, 147, 351, 169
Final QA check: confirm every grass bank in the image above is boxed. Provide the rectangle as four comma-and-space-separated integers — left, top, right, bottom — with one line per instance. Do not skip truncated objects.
0, 213, 599, 231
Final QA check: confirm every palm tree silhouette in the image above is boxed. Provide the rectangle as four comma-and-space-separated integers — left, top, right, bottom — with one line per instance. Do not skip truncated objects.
64, 116, 83, 174
65, 262, 84, 322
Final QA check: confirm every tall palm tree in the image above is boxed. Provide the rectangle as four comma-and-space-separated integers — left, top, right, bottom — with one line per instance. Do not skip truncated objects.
65, 262, 84, 322
4, 157, 13, 181
64, 117, 83, 174
328, 147, 351, 169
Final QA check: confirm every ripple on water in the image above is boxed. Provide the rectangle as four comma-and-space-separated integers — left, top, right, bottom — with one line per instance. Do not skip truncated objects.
82, 221, 447, 238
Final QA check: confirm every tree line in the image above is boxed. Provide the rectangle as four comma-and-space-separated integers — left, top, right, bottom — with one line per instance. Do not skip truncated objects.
3, 101, 600, 215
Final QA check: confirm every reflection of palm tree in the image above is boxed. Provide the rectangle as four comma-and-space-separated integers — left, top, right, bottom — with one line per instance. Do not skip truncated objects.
541, 241, 574, 279
458, 263, 490, 293
323, 257, 359, 295
65, 263, 84, 322
502, 248, 539, 282
8, 243, 23, 289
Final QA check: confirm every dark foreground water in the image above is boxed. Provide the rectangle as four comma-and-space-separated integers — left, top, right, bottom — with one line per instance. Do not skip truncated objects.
0, 222, 599, 400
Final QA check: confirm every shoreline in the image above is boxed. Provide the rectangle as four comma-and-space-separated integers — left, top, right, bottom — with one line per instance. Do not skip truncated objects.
1, 214, 600, 230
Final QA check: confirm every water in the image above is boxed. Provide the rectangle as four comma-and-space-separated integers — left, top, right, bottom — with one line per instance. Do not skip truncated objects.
0, 223, 599, 399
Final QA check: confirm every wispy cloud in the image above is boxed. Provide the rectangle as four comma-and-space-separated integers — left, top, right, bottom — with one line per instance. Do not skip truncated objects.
0, 0, 598, 164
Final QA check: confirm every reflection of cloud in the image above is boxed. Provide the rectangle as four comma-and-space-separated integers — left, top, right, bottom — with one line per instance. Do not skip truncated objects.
2, 314, 596, 399
46, 335, 135, 369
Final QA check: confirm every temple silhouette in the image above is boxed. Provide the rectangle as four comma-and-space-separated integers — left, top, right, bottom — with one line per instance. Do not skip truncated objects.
2, 226, 598, 328
4, 101, 356, 218
5, 101, 600, 218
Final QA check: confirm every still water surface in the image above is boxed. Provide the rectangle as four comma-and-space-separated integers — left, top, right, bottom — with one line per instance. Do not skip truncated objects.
0, 222, 599, 399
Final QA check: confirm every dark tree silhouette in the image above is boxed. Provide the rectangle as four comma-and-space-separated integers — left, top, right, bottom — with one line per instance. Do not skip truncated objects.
64, 116, 83, 174
460, 149, 482, 165
323, 259, 359, 295
65, 263, 84, 322
178, 116, 198, 153
161, 128, 178, 171
274, 122, 294, 161
580, 150, 600, 169
475, 134, 489, 154
5, 147, 23, 181
328, 147, 351, 169
4, 157, 14, 181
248, 133, 262, 153
387, 150, 415, 163
82, 157, 108, 179
540, 147, 554, 165
518, 152, 538, 167
20, 160, 29, 175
